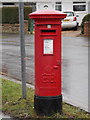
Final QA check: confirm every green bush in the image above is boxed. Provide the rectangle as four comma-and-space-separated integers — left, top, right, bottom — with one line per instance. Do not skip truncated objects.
81, 14, 90, 34
2, 7, 32, 24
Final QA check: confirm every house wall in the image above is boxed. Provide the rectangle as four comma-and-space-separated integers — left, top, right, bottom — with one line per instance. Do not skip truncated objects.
62, 1, 73, 11
88, 1, 90, 13
36, 2, 55, 10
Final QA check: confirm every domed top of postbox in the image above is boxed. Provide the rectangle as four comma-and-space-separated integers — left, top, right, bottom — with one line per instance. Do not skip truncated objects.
29, 10, 66, 19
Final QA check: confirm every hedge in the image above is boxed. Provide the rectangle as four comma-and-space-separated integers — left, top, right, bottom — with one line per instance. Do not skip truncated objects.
2, 7, 32, 24
81, 14, 90, 34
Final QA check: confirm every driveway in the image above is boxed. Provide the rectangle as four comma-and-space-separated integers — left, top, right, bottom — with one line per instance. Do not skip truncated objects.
62, 27, 81, 37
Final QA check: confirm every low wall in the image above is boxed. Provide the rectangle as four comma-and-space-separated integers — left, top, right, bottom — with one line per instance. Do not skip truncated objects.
2, 20, 28, 33
84, 21, 90, 36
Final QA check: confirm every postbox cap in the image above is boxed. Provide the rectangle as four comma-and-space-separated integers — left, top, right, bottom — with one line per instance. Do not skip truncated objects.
29, 10, 66, 19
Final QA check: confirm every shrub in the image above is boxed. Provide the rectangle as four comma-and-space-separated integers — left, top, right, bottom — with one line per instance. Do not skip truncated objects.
81, 14, 90, 34
2, 7, 32, 24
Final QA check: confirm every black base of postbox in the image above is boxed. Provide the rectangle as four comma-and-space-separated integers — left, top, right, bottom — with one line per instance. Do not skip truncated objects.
34, 95, 62, 116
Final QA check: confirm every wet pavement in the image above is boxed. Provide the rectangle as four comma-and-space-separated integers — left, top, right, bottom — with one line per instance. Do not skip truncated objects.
1, 30, 89, 112
1, 33, 34, 84
62, 34, 89, 112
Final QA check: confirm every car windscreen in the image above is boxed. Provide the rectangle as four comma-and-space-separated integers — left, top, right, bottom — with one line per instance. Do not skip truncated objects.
64, 12, 74, 17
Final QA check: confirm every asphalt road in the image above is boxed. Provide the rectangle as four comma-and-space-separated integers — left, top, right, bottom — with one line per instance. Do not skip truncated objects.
1, 30, 89, 112
1, 33, 34, 84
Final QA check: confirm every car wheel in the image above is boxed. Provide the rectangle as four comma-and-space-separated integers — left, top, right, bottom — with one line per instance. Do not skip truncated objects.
73, 26, 78, 31
73, 23, 78, 31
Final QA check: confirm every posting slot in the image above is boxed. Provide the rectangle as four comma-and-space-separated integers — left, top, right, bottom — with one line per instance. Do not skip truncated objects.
41, 29, 56, 35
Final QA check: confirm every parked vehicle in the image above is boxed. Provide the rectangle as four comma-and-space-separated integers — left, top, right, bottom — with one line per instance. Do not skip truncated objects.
62, 11, 79, 30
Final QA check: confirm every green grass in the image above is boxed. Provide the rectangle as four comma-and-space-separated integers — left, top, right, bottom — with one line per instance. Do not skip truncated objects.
1, 78, 90, 119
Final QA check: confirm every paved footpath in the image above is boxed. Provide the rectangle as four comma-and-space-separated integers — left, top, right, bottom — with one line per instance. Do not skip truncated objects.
0, 113, 11, 119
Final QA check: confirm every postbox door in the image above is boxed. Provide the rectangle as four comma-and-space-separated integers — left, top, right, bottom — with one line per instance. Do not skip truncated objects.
35, 34, 61, 97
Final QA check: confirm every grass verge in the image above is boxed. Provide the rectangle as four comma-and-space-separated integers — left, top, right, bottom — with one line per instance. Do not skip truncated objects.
2, 78, 90, 119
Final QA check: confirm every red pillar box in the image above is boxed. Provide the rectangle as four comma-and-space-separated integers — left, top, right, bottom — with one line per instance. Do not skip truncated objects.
29, 10, 66, 116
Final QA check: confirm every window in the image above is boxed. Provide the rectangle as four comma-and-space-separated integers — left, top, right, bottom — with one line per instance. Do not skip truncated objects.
73, 2, 86, 11
73, 2, 86, 4
24, 2, 30, 6
55, 2, 62, 11
3, 3, 15, 6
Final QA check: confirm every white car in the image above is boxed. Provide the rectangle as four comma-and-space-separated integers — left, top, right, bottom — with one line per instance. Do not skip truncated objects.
62, 11, 79, 30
